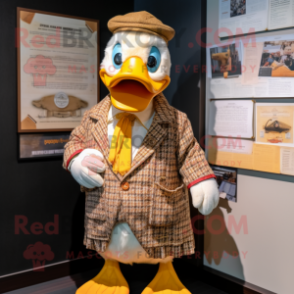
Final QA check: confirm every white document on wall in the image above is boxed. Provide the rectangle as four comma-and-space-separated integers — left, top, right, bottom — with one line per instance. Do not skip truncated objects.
219, 0, 294, 37
208, 100, 254, 138
218, 0, 269, 37
268, 0, 294, 30
241, 42, 264, 85
280, 147, 294, 175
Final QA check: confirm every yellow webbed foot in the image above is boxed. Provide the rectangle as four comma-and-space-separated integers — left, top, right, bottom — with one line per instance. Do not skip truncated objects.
76, 260, 129, 294
141, 262, 191, 294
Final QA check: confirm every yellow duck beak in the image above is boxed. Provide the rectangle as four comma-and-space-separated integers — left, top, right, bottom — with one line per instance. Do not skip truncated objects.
100, 57, 170, 112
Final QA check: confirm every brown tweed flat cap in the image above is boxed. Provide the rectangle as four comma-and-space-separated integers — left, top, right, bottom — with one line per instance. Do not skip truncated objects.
108, 11, 175, 43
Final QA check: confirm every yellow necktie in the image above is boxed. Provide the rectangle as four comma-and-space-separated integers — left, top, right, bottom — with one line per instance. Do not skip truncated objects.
108, 113, 137, 176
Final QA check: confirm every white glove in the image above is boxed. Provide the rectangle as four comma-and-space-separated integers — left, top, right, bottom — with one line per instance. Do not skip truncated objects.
68, 149, 105, 189
190, 178, 219, 215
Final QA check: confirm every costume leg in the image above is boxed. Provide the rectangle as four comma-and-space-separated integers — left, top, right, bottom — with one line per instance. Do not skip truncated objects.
76, 259, 129, 294
141, 261, 190, 294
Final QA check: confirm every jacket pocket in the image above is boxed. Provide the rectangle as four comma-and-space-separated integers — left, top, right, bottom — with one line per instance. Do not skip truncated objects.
85, 188, 106, 221
149, 181, 186, 227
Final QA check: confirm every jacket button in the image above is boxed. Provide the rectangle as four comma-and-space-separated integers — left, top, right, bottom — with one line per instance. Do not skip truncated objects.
121, 182, 129, 191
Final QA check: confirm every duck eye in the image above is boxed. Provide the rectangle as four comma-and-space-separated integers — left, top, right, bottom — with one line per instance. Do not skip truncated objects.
114, 53, 122, 66
147, 46, 161, 73
112, 43, 122, 69
147, 56, 157, 68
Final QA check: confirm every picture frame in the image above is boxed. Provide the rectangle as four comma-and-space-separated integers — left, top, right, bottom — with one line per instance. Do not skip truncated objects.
17, 7, 100, 132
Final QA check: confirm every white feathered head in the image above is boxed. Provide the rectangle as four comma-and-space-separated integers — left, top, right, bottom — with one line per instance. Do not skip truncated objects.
99, 11, 175, 112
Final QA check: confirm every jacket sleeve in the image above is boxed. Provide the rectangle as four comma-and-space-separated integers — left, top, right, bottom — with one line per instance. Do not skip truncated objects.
177, 114, 216, 189
62, 111, 89, 170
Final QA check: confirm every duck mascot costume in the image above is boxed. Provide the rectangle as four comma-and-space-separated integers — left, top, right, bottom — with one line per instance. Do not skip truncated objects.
63, 11, 219, 294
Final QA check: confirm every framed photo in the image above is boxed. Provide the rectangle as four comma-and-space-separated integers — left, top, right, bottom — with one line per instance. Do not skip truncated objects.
211, 165, 238, 202
259, 40, 294, 78
17, 8, 99, 132
209, 43, 242, 79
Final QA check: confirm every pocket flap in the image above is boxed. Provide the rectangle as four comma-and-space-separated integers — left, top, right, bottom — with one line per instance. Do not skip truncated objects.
154, 182, 184, 194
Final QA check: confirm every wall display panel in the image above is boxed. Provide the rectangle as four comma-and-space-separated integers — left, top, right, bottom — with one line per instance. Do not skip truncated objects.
206, 2, 294, 293
219, 0, 294, 38
208, 102, 294, 176
207, 33, 294, 98
17, 8, 100, 132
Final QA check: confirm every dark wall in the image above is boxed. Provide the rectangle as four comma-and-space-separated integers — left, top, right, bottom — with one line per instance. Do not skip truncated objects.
0, 0, 134, 276
135, 0, 203, 139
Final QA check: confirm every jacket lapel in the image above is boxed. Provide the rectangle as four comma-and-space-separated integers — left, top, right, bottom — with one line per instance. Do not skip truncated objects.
90, 97, 110, 158
89, 96, 124, 181
121, 93, 172, 181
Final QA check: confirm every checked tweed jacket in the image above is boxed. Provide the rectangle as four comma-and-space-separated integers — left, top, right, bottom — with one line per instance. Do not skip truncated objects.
63, 94, 215, 259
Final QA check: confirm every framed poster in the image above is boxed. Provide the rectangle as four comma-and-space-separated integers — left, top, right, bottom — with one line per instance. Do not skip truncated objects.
17, 8, 99, 132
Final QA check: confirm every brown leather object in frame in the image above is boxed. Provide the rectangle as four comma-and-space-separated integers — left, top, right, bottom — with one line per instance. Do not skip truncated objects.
20, 11, 35, 24
264, 119, 291, 133
32, 95, 89, 118
21, 115, 37, 129
85, 21, 97, 33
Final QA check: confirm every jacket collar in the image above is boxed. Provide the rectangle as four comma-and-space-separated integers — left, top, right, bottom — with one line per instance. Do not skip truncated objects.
89, 95, 112, 121
151, 93, 174, 124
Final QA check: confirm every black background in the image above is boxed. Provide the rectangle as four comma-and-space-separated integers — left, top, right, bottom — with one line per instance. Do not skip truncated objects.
0, 0, 203, 277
